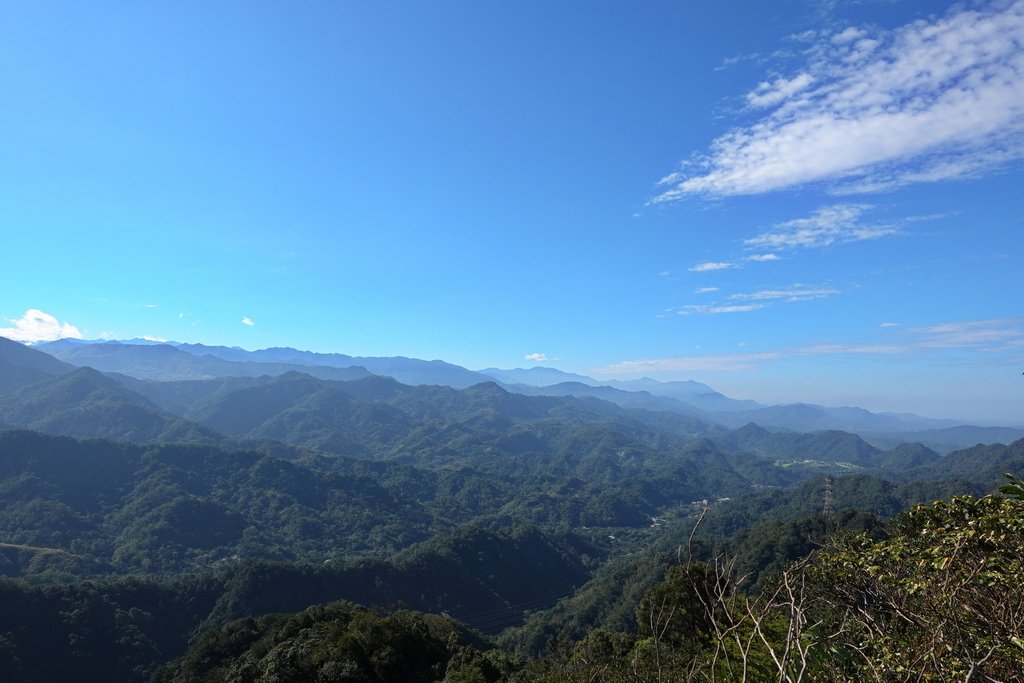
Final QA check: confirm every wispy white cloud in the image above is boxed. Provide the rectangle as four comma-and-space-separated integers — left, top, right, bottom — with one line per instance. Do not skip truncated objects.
729, 286, 838, 302
744, 204, 899, 250
142, 335, 167, 342
241, 316, 255, 327
689, 261, 737, 272
598, 317, 1024, 375
0, 309, 83, 343
598, 342, 908, 374
831, 26, 866, 44
676, 303, 765, 315
653, 1, 1024, 199
788, 29, 820, 44
880, 321, 900, 328
673, 284, 837, 315
911, 318, 1024, 350
715, 52, 763, 71
797, 343, 907, 356
746, 72, 814, 108
524, 352, 549, 362
680, 204, 911, 275
695, 287, 720, 294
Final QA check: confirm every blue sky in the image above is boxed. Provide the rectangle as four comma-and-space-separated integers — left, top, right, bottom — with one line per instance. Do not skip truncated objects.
1, 1, 1022, 422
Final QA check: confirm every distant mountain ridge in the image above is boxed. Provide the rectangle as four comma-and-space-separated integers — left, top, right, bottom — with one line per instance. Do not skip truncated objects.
38, 339, 491, 388
35, 340, 376, 383
480, 366, 598, 387
474, 364, 989, 438
11, 337, 1024, 449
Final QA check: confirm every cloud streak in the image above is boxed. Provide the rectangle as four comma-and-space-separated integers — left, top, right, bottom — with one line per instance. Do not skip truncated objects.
599, 343, 908, 374
654, 1, 1024, 199
689, 261, 736, 272
598, 317, 1024, 374
729, 286, 838, 302
0, 309, 83, 343
911, 318, 1024, 350
679, 203, 914, 275
746, 72, 814, 108
672, 284, 838, 315
744, 204, 899, 250
675, 303, 765, 315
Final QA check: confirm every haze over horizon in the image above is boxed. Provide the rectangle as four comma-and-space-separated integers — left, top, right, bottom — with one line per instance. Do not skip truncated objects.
2, 1, 1022, 423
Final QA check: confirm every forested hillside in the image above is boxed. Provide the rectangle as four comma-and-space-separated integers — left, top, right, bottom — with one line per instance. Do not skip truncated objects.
0, 340, 1021, 681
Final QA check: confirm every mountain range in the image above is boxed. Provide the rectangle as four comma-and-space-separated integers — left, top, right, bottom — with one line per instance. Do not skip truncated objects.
25, 337, 1023, 451
1, 335, 1019, 490
2, 333, 1023, 682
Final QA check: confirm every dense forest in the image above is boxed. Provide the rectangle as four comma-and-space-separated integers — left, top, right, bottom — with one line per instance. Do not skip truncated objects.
0, 338, 1022, 681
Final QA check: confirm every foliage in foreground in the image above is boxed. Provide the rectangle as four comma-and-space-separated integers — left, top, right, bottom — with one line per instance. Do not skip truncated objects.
528, 485, 1024, 681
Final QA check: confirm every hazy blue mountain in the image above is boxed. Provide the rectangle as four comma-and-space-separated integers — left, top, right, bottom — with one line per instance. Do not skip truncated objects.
874, 411, 964, 430
505, 376, 981, 444
120, 337, 182, 346
480, 366, 599, 386
36, 340, 374, 382
862, 425, 1024, 454
175, 342, 493, 388
505, 381, 710, 421
480, 370, 761, 414
15, 338, 1020, 453
529, 372, 972, 435
33, 340, 1010, 439
711, 403, 877, 432
706, 401, 968, 435
0, 336, 75, 391
39, 340, 493, 388
489, 373, 965, 438
813, 405, 963, 432
605, 377, 762, 413
495, 374, 996, 440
